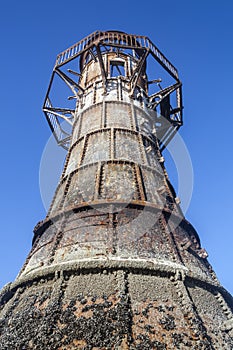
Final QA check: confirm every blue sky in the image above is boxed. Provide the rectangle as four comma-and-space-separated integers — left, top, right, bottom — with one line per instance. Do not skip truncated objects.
0, 1, 232, 295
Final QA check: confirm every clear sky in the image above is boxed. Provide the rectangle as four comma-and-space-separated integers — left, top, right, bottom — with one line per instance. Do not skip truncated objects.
0, 0, 232, 295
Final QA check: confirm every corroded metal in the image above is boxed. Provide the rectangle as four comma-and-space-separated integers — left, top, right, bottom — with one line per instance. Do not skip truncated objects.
43, 30, 183, 151
0, 31, 233, 349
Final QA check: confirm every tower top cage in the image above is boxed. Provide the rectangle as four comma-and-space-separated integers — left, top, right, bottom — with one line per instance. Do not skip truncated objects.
43, 30, 183, 151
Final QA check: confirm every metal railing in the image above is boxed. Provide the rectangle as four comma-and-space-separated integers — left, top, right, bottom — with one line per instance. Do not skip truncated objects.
44, 98, 71, 149
55, 31, 179, 80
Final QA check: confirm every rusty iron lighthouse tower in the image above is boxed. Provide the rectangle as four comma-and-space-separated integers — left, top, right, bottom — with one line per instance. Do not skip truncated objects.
0, 31, 233, 349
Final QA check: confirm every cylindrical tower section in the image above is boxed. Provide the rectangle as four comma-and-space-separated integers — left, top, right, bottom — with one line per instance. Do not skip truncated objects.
20, 48, 183, 278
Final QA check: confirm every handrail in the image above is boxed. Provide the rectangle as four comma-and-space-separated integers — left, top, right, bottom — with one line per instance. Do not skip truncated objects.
55, 31, 179, 80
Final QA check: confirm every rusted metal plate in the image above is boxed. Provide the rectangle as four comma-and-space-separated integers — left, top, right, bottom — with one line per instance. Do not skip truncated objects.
1, 270, 232, 349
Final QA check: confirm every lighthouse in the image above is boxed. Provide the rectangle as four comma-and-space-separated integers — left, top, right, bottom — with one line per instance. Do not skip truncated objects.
0, 31, 232, 349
